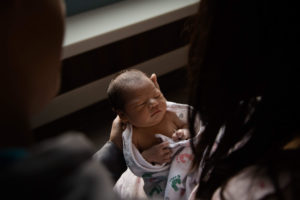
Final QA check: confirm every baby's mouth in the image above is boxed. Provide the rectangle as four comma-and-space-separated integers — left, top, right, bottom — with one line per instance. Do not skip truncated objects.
151, 110, 161, 117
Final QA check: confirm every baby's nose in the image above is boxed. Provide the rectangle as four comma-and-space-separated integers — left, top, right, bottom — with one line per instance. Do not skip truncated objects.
148, 98, 158, 107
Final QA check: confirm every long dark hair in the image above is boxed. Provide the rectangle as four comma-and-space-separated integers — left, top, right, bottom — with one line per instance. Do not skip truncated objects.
188, 0, 299, 199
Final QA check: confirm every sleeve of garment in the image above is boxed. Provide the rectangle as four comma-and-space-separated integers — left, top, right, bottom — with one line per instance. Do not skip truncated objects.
0, 133, 119, 200
94, 141, 127, 183
211, 165, 293, 200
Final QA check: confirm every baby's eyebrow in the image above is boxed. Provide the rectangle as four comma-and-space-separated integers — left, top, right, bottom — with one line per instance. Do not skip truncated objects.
127, 99, 144, 106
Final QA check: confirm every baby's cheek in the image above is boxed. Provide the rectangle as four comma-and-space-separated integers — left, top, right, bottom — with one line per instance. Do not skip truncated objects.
160, 100, 167, 109
140, 110, 150, 121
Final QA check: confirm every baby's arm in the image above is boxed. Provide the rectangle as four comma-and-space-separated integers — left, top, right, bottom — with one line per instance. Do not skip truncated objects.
172, 113, 190, 142
141, 141, 172, 165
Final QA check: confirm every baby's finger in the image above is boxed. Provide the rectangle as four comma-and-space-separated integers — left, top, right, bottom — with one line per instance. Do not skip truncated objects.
157, 147, 168, 156
163, 152, 171, 158
182, 133, 188, 140
159, 141, 169, 149
162, 148, 172, 156
177, 130, 184, 137
163, 155, 172, 163
172, 133, 179, 141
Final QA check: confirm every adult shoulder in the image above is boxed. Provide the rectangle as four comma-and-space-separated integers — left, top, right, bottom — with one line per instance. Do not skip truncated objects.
0, 133, 118, 200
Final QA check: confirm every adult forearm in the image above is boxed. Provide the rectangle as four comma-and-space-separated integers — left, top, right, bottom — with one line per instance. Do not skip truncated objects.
94, 141, 126, 183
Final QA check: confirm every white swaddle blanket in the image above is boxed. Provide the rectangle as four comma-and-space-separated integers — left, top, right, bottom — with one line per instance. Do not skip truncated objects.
115, 101, 203, 200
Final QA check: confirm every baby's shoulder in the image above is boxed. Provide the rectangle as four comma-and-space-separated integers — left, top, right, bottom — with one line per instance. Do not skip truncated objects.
165, 110, 179, 119
164, 110, 182, 124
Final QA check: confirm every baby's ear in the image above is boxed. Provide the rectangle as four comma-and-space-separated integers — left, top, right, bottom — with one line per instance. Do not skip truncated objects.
150, 73, 160, 90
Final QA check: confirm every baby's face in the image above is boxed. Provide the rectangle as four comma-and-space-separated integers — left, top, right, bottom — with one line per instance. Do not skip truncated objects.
122, 76, 167, 127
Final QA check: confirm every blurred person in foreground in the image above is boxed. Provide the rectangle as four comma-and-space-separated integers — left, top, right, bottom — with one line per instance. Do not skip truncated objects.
0, 1, 117, 199
187, 0, 300, 199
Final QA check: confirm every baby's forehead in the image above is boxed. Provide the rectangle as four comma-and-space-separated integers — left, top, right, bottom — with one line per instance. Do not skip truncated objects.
119, 74, 157, 100
116, 71, 150, 86
123, 85, 157, 107
122, 78, 155, 94
118, 71, 147, 80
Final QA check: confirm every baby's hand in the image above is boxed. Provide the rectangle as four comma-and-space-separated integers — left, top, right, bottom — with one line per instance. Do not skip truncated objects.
172, 129, 190, 142
141, 141, 172, 165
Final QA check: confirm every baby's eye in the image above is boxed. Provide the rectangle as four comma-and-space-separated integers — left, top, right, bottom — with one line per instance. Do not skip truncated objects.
138, 102, 147, 106
154, 94, 161, 99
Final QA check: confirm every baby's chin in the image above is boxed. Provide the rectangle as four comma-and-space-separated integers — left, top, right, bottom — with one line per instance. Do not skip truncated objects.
135, 115, 165, 128
150, 110, 166, 125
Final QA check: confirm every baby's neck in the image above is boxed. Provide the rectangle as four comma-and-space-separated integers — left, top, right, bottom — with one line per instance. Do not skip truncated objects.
132, 112, 168, 132
132, 111, 177, 136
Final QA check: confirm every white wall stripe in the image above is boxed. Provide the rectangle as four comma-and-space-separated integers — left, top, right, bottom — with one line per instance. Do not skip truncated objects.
63, 0, 199, 59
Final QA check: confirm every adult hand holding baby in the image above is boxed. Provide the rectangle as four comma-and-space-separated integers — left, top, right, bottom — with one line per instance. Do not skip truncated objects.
109, 116, 126, 150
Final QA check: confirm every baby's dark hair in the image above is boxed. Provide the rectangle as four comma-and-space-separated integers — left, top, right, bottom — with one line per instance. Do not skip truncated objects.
107, 69, 148, 112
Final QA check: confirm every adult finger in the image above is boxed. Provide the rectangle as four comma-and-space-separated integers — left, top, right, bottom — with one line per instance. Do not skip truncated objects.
109, 116, 124, 149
